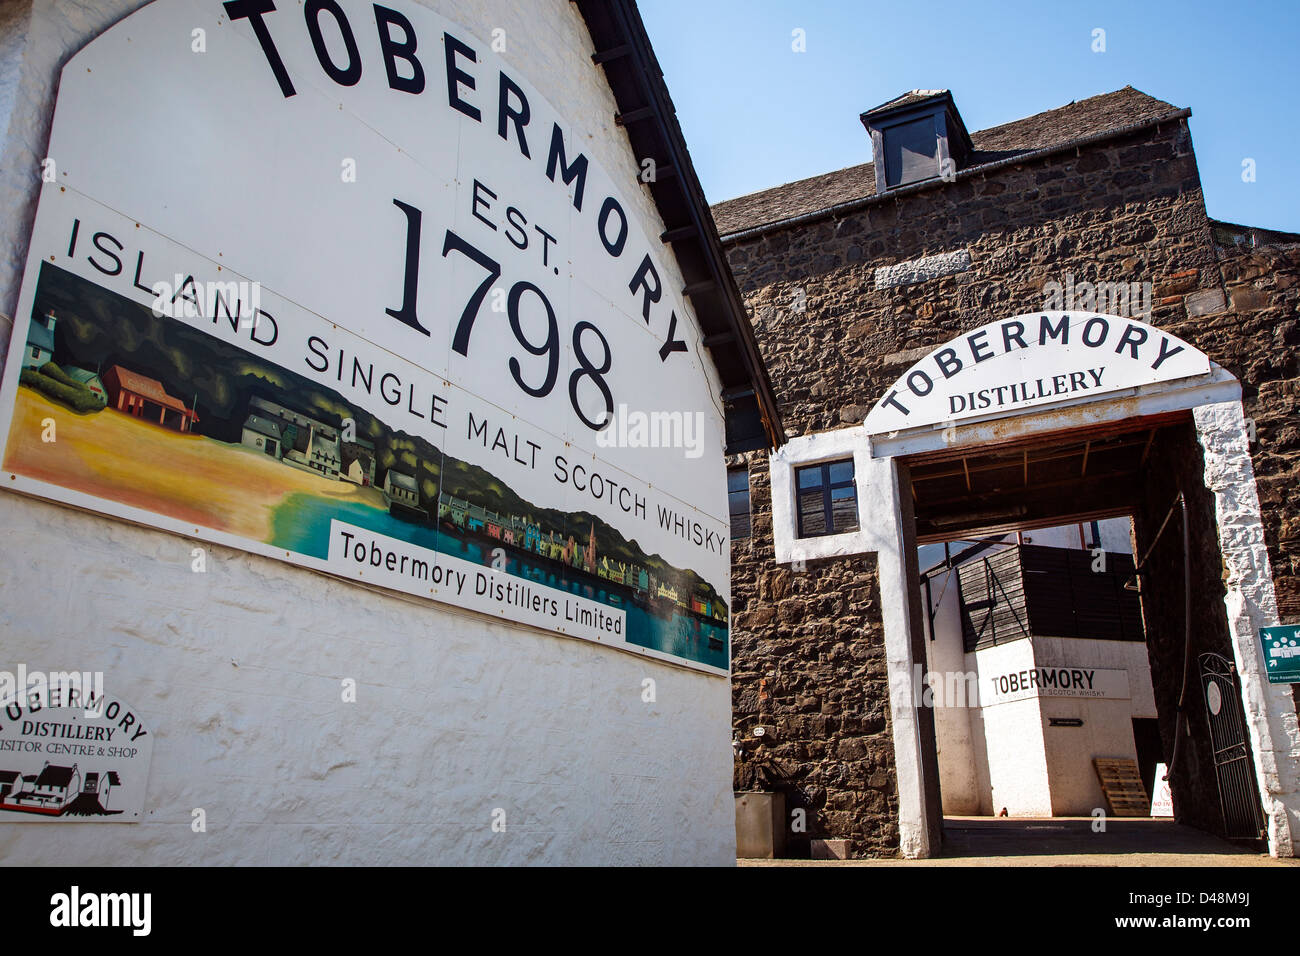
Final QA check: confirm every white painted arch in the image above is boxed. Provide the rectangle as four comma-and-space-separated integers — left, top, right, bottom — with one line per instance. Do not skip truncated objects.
864, 344, 1297, 858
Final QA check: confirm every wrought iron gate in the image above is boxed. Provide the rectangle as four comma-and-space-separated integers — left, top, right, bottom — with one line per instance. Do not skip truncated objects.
1197, 652, 1266, 840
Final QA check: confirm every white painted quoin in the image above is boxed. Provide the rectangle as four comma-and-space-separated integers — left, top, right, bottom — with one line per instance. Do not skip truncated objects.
770, 315, 1299, 857
0, 0, 739, 865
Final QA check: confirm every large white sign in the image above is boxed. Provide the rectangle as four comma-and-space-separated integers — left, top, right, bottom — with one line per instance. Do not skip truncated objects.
0, 0, 730, 672
865, 312, 1212, 434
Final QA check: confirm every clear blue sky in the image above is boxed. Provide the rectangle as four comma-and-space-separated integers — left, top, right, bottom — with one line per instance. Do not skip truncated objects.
639, 0, 1300, 231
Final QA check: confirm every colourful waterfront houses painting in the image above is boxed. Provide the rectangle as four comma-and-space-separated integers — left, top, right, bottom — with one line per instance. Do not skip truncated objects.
2, 264, 729, 668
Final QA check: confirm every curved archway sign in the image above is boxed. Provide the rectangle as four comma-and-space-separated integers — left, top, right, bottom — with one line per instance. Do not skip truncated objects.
0, 0, 731, 672
864, 312, 1212, 435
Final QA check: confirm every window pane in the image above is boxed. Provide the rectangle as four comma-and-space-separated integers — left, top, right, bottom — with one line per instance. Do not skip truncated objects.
727, 468, 750, 539
884, 116, 938, 188
797, 466, 823, 490
798, 490, 826, 536
828, 460, 854, 484
830, 486, 858, 533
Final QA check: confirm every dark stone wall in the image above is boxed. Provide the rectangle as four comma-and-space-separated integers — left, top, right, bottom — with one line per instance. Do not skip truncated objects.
721, 114, 1299, 856
1132, 422, 1264, 840
729, 450, 899, 858
724, 120, 1215, 437
1210, 244, 1300, 625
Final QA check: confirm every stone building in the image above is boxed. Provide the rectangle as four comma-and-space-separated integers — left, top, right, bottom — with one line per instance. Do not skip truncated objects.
718, 87, 1300, 858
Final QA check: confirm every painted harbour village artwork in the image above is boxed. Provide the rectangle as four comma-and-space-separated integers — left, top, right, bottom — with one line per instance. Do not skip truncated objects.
4, 264, 729, 668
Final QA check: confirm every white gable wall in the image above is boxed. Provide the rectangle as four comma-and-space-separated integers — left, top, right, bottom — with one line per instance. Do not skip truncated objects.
0, 0, 735, 866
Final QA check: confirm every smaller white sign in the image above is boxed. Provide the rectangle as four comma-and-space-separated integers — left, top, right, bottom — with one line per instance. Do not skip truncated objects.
325, 521, 626, 645
1150, 762, 1174, 817
984, 665, 1131, 705
865, 313, 1212, 434
0, 687, 153, 822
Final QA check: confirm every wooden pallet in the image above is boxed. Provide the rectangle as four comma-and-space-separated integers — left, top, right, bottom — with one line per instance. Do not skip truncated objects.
1094, 757, 1150, 816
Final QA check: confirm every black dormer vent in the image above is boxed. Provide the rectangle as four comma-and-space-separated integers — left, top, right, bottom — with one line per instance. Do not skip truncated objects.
860, 90, 974, 194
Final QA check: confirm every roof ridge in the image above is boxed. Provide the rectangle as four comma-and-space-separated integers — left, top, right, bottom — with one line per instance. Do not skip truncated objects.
972, 85, 1178, 141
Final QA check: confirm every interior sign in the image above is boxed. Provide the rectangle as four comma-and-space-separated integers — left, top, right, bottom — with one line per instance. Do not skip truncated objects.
984, 666, 1131, 705
0, 0, 732, 672
865, 312, 1212, 434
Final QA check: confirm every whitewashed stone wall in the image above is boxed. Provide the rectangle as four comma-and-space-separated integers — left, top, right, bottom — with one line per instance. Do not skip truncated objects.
0, 0, 735, 866
1194, 401, 1299, 858
920, 566, 982, 815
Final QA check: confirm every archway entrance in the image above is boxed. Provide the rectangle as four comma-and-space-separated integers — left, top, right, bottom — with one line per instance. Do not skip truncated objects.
904, 413, 1264, 851
864, 313, 1298, 859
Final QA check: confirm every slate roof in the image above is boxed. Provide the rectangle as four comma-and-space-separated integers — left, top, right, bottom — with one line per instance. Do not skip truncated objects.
712, 87, 1186, 236
243, 414, 283, 440
1209, 218, 1300, 248
35, 764, 76, 788
863, 89, 950, 116
387, 471, 418, 492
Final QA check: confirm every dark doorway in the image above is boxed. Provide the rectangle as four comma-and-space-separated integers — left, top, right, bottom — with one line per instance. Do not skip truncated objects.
902, 411, 1267, 853
1132, 717, 1163, 800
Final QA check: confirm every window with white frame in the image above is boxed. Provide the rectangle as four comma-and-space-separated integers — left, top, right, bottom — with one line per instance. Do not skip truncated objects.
795, 459, 858, 538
